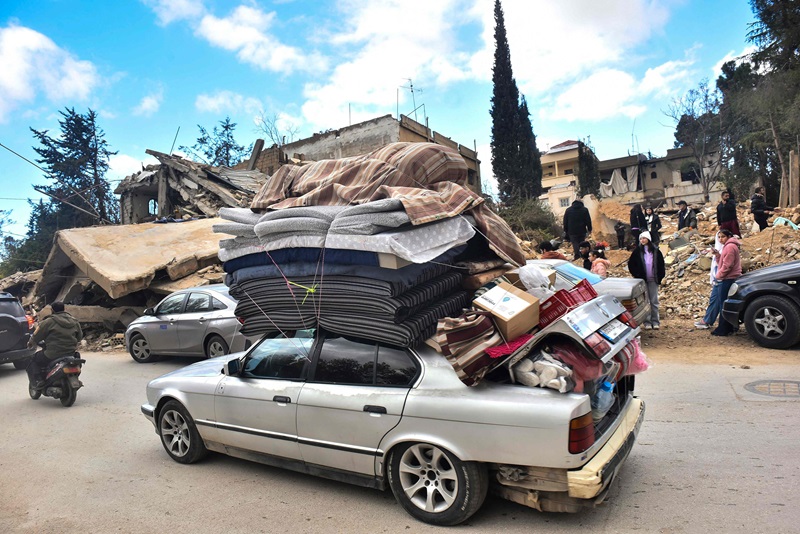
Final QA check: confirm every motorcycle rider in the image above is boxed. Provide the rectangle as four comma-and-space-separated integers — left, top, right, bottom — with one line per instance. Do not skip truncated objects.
27, 301, 83, 388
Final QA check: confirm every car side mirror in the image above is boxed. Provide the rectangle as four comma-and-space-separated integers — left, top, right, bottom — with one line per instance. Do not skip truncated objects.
144, 307, 155, 316
222, 358, 241, 376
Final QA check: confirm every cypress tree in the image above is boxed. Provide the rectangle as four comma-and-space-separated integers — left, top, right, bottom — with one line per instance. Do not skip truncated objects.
490, 0, 542, 205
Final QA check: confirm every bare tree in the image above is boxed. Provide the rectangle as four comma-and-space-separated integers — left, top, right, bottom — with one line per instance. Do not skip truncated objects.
254, 111, 300, 147
664, 80, 729, 202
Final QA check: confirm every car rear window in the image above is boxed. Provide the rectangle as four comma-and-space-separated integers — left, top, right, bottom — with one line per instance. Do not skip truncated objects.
0, 299, 24, 316
555, 263, 603, 285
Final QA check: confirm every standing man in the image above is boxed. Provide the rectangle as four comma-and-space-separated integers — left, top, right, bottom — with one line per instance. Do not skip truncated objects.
562, 199, 592, 260
676, 200, 697, 232
717, 190, 741, 236
750, 186, 779, 231
27, 301, 83, 388
629, 204, 647, 244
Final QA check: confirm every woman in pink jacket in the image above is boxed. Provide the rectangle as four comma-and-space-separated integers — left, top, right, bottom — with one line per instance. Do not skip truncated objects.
711, 228, 742, 336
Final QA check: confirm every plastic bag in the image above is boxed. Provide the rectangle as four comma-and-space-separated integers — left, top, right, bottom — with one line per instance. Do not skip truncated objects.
519, 264, 556, 301
625, 337, 652, 375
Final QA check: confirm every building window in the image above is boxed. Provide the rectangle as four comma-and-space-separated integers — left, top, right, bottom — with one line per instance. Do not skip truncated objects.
546, 172, 554, 177
559, 198, 570, 208
564, 168, 574, 175
650, 171, 657, 179
148, 199, 158, 216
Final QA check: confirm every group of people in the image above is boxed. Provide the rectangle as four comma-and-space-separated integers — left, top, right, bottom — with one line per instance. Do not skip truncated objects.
550, 186, 780, 334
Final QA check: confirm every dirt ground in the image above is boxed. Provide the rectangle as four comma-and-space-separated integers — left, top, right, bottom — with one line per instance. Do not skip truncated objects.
637, 317, 800, 366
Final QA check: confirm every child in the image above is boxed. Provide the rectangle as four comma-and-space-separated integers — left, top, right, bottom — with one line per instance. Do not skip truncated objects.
589, 248, 611, 278
614, 222, 626, 250
537, 240, 568, 260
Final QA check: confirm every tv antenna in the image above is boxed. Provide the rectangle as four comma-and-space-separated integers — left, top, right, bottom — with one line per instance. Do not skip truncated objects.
398, 78, 424, 122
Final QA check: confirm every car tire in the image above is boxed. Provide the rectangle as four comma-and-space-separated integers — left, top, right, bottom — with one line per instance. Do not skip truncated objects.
158, 400, 208, 464
204, 335, 229, 358
129, 333, 160, 363
387, 442, 488, 526
743, 295, 800, 349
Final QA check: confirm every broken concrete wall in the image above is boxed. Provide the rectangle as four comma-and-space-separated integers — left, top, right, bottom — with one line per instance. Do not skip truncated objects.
282, 115, 400, 162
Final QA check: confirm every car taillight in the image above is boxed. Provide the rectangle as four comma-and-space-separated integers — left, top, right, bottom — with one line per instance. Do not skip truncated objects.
62, 366, 81, 374
236, 316, 245, 325
26, 315, 35, 329
618, 311, 637, 327
621, 298, 637, 311
569, 413, 595, 454
584, 332, 611, 357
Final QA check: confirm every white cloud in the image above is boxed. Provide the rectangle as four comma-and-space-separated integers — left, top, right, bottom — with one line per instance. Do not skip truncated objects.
143, 0, 205, 26
546, 70, 646, 122
195, 5, 326, 74
195, 90, 262, 115
133, 88, 163, 116
108, 153, 159, 180
712, 45, 758, 78
0, 24, 99, 122
639, 57, 695, 98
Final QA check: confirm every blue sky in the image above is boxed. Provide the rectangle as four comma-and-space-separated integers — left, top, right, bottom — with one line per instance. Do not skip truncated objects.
0, 0, 756, 237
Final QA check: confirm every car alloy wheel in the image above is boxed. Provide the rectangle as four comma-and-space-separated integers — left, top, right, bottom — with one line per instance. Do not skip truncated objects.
158, 401, 207, 464
744, 295, 800, 349
387, 442, 488, 526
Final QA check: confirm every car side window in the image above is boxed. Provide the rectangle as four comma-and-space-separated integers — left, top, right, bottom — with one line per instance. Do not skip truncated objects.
376, 346, 419, 386
242, 338, 313, 380
156, 294, 185, 315
185, 293, 212, 313
312, 336, 376, 385
212, 298, 227, 310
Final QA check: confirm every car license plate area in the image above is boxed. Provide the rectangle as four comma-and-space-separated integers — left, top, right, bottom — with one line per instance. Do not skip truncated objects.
599, 319, 627, 344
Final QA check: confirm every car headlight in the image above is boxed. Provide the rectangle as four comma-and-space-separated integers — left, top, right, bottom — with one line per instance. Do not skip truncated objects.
728, 283, 738, 297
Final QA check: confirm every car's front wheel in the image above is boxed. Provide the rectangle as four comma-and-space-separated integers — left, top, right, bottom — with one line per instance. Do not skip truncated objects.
158, 400, 208, 464
744, 295, 800, 349
129, 333, 160, 363
387, 442, 488, 526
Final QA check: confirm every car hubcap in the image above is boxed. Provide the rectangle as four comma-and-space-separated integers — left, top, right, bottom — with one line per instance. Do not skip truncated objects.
398, 444, 458, 513
161, 410, 190, 457
208, 341, 225, 357
133, 339, 150, 359
754, 307, 786, 339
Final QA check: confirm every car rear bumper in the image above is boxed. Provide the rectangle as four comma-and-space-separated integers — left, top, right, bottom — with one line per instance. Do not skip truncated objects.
567, 397, 645, 499
0, 346, 35, 363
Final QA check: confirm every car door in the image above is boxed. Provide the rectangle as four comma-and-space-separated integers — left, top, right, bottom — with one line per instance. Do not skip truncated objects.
144, 293, 186, 354
177, 292, 214, 354
296, 334, 416, 475
213, 336, 314, 461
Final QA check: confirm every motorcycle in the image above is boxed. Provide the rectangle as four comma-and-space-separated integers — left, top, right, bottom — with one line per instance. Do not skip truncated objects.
28, 353, 86, 407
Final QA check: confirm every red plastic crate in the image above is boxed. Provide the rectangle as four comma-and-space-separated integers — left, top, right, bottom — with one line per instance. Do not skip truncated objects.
538, 280, 599, 329
571, 279, 598, 303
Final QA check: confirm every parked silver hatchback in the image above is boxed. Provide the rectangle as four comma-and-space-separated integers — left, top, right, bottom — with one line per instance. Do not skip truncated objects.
125, 285, 250, 363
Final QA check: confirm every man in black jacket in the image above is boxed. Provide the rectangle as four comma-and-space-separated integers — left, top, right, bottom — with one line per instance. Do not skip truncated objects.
750, 186, 779, 231
677, 200, 697, 232
562, 199, 592, 260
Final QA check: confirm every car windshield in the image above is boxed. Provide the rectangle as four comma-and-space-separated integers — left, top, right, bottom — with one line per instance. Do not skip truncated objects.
554, 262, 603, 285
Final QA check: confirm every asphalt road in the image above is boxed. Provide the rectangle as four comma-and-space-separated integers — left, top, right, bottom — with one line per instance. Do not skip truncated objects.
0, 349, 798, 533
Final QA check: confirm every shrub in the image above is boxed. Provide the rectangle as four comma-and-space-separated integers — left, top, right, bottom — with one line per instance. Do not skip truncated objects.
498, 198, 560, 242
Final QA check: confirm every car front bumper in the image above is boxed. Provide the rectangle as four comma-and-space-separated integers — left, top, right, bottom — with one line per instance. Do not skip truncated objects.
721, 298, 745, 327
567, 397, 645, 499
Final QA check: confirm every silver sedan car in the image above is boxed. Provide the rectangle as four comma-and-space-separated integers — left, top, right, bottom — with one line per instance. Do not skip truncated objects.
125, 285, 251, 363
142, 295, 645, 525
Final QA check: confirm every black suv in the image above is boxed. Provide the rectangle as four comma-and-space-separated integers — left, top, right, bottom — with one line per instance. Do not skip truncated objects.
722, 260, 800, 349
0, 292, 35, 368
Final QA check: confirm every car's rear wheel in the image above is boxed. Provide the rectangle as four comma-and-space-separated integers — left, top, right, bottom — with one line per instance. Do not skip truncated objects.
743, 295, 800, 349
129, 333, 160, 363
158, 400, 208, 464
204, 335, 229, 358
387, 442, 488, 526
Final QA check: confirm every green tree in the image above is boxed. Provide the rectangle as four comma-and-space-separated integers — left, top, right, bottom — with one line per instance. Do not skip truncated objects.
576, 140, 600, 197
490, 0, 542, 205
180, 116, 252, 167
0, 201, 59, 275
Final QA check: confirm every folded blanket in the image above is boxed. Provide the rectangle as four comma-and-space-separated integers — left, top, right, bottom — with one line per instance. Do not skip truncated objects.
326, 216, 474, 263
255, 217, 332, 239
329, 198, 411, 235
222, 248, 383, 273
219, 207, 262, 225
257, 205, 346, 223
213, 222, 257, 238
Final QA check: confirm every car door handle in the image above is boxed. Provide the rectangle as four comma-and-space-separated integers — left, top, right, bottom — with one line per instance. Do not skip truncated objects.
363, 405, 387, 414
273, 395, 291, 404
198, 317, 206, 323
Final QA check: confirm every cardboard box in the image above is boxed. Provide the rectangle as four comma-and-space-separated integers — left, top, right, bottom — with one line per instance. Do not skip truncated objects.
473, 281, 539, 341
377, 253, 412, 269
504, 267, 556, 289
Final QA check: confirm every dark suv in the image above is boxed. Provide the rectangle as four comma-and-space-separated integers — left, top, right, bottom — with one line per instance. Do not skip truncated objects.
722, 260, 800, 349
0, 292, 35, 368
